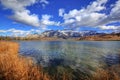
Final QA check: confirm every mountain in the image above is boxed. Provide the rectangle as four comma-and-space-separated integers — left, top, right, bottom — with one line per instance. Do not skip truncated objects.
40, 30, 99, 39
1, 30, 119, 41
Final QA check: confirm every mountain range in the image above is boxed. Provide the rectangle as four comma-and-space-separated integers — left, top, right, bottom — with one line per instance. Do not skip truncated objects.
27, 30, 104, 39
1, 30, 119, 41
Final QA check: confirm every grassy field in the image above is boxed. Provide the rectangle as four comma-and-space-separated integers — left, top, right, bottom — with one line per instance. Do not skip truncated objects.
0, 41, 120, 80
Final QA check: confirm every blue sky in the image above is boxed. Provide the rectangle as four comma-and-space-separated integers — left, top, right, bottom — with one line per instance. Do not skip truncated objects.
0, 0, 120, 36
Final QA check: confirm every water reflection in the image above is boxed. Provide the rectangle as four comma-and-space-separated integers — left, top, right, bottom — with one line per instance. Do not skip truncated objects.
18, 41, 120, 71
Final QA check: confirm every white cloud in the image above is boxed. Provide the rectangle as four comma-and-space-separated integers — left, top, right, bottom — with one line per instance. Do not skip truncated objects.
96, 0, 120, 26
0, 0, 36, 11
61, 0, 108, 28
40, 0, 49, 4
40, 0, 49, 8
0, 28, 29, 36
86, 0, 107, 12
110, 0, 120, 16
10, 10, 40, 27
59, 0, 120, 31
108, 0, 120, 22
59, 8, 65, 17
99, 25, 119, 30
1, 0, 120, 31
0, 30, 6, 33
41, 14, 60, 26
0, 28, 42, 36
0, 0, 49, 27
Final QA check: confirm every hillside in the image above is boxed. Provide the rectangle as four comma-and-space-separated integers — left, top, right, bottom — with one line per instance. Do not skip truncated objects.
78, 33, 120, 41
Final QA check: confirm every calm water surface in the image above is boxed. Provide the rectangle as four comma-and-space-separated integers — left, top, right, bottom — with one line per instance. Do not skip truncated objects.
18, 41, 120, 71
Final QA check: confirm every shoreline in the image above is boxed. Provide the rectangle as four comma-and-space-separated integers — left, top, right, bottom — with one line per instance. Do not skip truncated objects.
1, 39, 120, 41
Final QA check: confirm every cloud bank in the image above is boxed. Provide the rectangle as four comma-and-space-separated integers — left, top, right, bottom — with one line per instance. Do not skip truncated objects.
0, 0, 40, 27
0, 0, 59, 28
0, 0, 120, 32
59, 0, 120, 30
0, 28, 42, 36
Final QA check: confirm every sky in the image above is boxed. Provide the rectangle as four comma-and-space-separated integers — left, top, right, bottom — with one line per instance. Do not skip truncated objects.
0, 0, 120, 36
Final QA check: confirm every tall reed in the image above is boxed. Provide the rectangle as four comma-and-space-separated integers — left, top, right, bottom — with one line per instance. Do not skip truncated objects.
0, 41, 49, 80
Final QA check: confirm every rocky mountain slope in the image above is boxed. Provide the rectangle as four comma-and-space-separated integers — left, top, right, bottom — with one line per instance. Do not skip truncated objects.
27, 30, 100, 39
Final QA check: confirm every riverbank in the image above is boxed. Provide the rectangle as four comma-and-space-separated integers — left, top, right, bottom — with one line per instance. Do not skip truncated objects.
0, 41, 120, 80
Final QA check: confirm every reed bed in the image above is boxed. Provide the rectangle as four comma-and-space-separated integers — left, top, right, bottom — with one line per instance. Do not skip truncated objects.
0, 41, 49, 80
92, 67, 120, 80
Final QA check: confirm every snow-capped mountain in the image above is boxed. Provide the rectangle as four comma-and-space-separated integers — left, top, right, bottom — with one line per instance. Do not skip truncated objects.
40, 30, 99, 38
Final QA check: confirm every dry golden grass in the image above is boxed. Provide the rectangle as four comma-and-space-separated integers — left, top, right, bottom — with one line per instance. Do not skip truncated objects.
0, 41, 50, 80
90, 63, 120, 80
92, 68, 120, 80
0, 41, 19, 55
